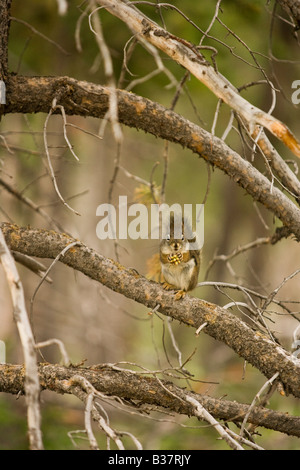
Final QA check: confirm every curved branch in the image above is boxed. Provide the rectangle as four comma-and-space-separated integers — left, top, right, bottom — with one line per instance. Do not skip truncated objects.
277, 0, 300, 26
2, 222, 300, 398
0, 363, 300, 438
96, 0, 300, 158
0, 229, 43, 450
4, 75, 300, 239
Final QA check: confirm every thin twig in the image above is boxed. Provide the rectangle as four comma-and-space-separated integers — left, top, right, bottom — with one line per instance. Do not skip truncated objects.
0, 176, 65, 231
70, 375, 125, 449
43, 100, 81, 216
35, 338, 70, 366
185, 395, 244, 450
89, 2, 123, 144
11, 17, 69, 55
0, 230, 43, 450
30, 241, 80, 320
240, 372, 280, 437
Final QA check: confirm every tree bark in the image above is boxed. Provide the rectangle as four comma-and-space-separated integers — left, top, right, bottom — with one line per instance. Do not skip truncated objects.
277, 0, 300, 26
1, 0, 299, 449
4, 75, 300, 240
0, 0, 11, 80
96, 0, 300, 159
0, 0, 12, 112
2, 222, 300, 399
1, 363, 299, 438
0, 229, 43, 450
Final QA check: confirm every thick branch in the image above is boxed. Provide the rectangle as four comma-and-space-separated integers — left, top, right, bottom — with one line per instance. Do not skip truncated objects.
0, 0, 11, 80
0, 0, 12, 110
96, 0, 300, 158
4, 75, 300, 239
0, 363, 299, 438
277, 0, 300, 26
0, 229, 43, 450
2, 222, 300, 398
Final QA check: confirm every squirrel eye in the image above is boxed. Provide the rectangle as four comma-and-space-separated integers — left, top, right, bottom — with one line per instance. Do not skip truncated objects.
181, 234, 185, 241
166, 234, 170, 241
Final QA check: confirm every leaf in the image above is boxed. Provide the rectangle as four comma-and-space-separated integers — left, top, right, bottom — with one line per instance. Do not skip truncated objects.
133, 183, 161, 206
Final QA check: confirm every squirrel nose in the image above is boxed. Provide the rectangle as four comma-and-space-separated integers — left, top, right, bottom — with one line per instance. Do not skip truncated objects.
173, 242, 179, 250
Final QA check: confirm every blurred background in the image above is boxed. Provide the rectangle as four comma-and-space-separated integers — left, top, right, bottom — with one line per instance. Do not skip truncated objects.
0, 0, 300, 449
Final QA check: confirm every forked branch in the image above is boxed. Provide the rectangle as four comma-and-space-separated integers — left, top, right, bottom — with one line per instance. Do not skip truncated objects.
0, 229, 43, 450
96, 0, 300, 158
4, 75, 300, 239
2, 222, 300, 399
0, 363, 300, 439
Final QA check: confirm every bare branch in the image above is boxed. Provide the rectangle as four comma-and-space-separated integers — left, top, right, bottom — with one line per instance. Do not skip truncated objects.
0, 0, 12, 81
43, 99, 81, 216
70, 375, 124, 450
0, 229, 43, 450
12, 251, 53, 283
2, 222, 300, 398
240, 372, 280, 438
89, 1, 123, 144
96, 0, 300, 158
0, 175, 73, 231
4, 75, 300, 240
30, 240, 80, 315
11, 17, 69, 55
35, 338, 70, 366
276, 0, 300, 26
1, 0, 300, 451
185, 395, 244, 450
1, 362, 300, 438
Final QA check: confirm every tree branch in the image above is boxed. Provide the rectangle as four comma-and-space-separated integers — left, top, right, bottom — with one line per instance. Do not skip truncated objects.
277, 0, 300, 26
1, 222, 300, 398
4, 75, 300, 239
0, 363, 300, 438
0, 229, 43, 450
0, 0, 12, 110
96, 0, 300, 159
0, 0, 11, 81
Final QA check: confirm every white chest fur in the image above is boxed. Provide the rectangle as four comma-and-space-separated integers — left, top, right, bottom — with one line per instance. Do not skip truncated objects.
161, 258, 196, 291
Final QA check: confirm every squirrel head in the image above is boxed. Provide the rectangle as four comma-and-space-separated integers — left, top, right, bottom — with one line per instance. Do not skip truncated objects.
160, 213, 196, 254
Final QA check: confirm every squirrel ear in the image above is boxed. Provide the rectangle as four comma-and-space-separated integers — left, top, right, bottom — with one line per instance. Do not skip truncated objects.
169, 213, 175, 230
182, 216, 194, 240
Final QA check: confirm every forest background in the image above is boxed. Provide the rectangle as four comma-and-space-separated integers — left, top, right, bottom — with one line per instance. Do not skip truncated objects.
0, 0, 300, 450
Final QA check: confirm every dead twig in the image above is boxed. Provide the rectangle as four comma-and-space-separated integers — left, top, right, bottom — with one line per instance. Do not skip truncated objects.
0, 229, 43, 450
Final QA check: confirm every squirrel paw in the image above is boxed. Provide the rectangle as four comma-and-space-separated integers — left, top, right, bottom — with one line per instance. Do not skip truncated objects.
162, 283, 186, 300
162, 281, 175, 291
174, 289, 186, 300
